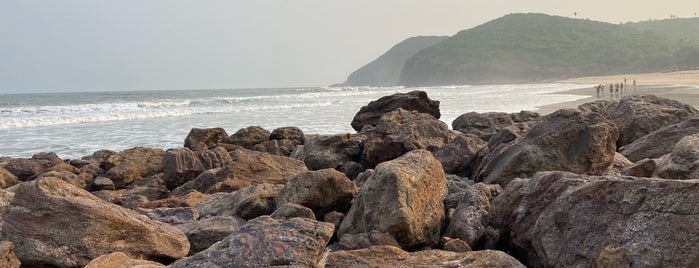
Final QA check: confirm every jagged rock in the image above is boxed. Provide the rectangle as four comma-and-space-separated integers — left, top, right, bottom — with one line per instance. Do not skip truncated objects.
138, 207, 199, 224
325, 246, 524, 267
172, 148, 307, 194
441, 237, 472, 253
271, 202, 316, 220
184, 127, 229, 151
336, 231, 401, 250
323, 211, 345, 233
105, 164, 141, 189
3, 153, 61, 181
250, 139, 297, 156
338, 161, 365, 180
444, 175, 475, 210
177, 190, 207, 207
291, 134, 362, 170
0, 241, 20, 268
87, 176, 115, 191
452, 112, 515, 141
620, 116, 699, 162
162, 147, 232, 191
351, 90, 441, 131
338, 149, 447, 250
586, 95, 697, 147
84, 252, 164, 268
175, 216, 246, 255
193, 183, 283, 220
224, 126, 270, 148
621, 158, 659, 177
0, 168, 19, 189
434, 133, 486, 177
602, 152, 634, 176
489, 171, 699, 268
170, 216, 334, 268
655, 134, 699, 179
362, 109, 450, 167
444, 183, 502, 248
0, 177, 189, 267
270, 126, 305, 145
474, 108, 618, 186
103, 147, 164, 178
276, 168, 357, 216
35, 170, 86, 189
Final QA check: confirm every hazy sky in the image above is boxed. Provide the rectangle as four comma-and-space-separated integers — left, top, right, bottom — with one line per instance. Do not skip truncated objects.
1, 0, 697, 93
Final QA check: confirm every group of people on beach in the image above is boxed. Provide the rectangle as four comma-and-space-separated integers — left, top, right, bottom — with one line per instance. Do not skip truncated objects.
595, 78, 636, 99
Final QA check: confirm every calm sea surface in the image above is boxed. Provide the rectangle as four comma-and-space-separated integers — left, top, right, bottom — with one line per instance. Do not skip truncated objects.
0, 84, 590, 159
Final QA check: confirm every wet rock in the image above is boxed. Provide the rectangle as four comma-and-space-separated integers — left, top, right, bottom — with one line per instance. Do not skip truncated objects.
655, 134, 699, 179
291, 134, 362, 170
175, 216, 246, 255
84, 252, 164, 268
270, 202, 316, 220
224, 126, 270, 148
444, 183, 502, 248
338, 149, 447, 250
620, 116, 699, 162
325, 246, 524, 267
184, 127, 229, 151
170, 216, 334, 268
433, 133, 486, 177
0, 177, 189, 267
276, 168, 357, 216
351, 90, 441, 131
270, 126, 305, 145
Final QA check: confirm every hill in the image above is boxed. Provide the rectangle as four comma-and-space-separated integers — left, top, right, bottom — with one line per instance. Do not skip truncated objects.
398, 13, 698, 86
624, 17, 699, 43
341, 36, 447, 86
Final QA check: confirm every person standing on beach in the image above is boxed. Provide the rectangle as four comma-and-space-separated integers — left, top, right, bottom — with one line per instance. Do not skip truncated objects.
609, 83, 614, 97
633, 79, 636, 95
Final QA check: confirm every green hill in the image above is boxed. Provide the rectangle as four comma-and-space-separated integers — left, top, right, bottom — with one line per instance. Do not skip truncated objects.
341, 36, 447, 86
398, 13, 698, 86
624, 17, 699, 43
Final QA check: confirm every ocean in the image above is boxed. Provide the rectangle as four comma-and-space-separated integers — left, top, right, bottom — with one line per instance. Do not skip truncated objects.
0, 84, 590, 159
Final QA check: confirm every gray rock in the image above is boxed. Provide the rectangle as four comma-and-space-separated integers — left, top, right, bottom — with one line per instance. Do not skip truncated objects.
351, 90, 441, 131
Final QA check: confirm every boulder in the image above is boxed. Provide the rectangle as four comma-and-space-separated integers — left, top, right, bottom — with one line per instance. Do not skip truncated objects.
291, 134, 362, 170
250, 139, 297, 156
35, 170, 86, 189
270, 126, 305, 145
0, 241, 20, 268
172, 148, 307, 194
444, 183, 502, 248
338, 149, 447, 250
84, 252, 164, 268
602, 152, 634, 176
224, 126, 270, 148
325, 246, 524, 267
338, 161, 365, 180
362, 108, 450, 167
0, 177, 189, 267
655, 134, 699, 179
441, 237, 472, 253
620, 116, 699, 162
87, 176, 116, 191
489, 171, 699, 268
433, 133, 486, 177
170, 216, 334, 268
335, 231, 401, 250
162, 147, 232, 190
588, 95, 697, 147
351, 90, 441, 131
103, 147, 165, 178
105, 164, 141, 189
3, 153, 62, 181
474, 108, 618, 186
452, 112, 515, 141
175, 216, 246, 255
276, 168, 357, 216
184, 127, 229, 151
270, 202, 316, 220
193, 183, 284, 220
621, 158, 659, 178
0, 168, 19, 189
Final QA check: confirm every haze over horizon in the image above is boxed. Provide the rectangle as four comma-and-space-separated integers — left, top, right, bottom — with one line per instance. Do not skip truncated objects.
1, 0, 697, 94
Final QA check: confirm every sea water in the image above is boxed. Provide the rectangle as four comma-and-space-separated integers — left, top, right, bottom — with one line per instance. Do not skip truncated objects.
0, 84, 591, 159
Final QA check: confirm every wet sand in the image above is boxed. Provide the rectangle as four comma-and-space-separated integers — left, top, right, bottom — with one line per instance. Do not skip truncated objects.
535, 70, 699, 114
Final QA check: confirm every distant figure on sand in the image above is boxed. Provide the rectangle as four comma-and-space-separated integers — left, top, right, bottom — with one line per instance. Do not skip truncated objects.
609, 83, 614, 96
633, 79, 636, 95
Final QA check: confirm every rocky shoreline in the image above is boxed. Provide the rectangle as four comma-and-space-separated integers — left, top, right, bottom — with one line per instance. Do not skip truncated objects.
1, 91, 699, 267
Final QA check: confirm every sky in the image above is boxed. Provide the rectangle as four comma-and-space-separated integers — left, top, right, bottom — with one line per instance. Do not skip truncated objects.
1, 0, 697, 93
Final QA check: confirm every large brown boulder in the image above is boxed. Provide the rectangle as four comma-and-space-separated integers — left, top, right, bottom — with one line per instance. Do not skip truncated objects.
291, 134, 362, 170
103, 147, 164, 177
0, 168, 19, 189
351, 90, 441, 131
326, 246, 524, 267
444, 183, 502, 248
175, 216, 246, 255
184, 127, 229, 151
474, 108, 618, 186
84, 252, 164, 268
270, 126, 305, 145
452, 111, 539, 141
655, 134, 699, 179
620, 116, 699, 162
338, 149, 447, 250
433, 133, 486, 177
250, 139, 297, 156
275, 168, 357, 216
162, 147, 232, 190
489, 171, 699, 268
170, 216, 334, 267
224, 126, 270, 148
586, 95, 697, 147
210, 183, 284, 220
0, 177, 189, 267
362, 108, 450, 167
171, 148, 308, 194
3, 152, 63, 181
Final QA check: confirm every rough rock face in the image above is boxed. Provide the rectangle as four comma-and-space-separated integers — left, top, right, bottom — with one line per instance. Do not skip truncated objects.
170, 216, 334, 268
433, 133, 486, 177
275, 168, 357, 216
291, 134, 362, 170
3, 152, 63, 181
172, 148, 308, 194
103, 147, 165, 178
184, 127, 229, 151
250, 139, 297, 156
362, 109, 450, 167
336, 231, 401, 250
0, 241, 20, 268
655, 134, 699, 179
84, 252, 164, 268
621, 158, 659, 178
192, 183, 283, 219
325, 246, 525, 267
175, 216, 246, 255
0, 167, 19, 189
269, 126, 305, 145
0, 177, 189, 267
589, 95, 697, 147
162, 147, 232, 190
474, 108, 618, 186
602, 152, 634, 176
270, 202, 316, 220
338, 149, 447, 249
451, 111, 540, 142
224, 126, 270, 148
444, 183, 502, 247
351, 90, 441, 131
489, 171, 699, 268
620, 116, 699, 162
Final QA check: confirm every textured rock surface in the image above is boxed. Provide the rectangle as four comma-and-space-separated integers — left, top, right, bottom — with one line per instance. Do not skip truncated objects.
452, 111, 539, 141
84, 252, 164, 268
0, 168, 19, 189
351, 90, 441, 131
170, 216, 334, 267
184, 127, 229, 151
433, 133, 486, 176
192, 183, 283, 220
224, 126, 270, 148
620, 116, 699, 162
325, 246, 525, 267
338, 149, 447, 249
270, 202, 316, 220
291, 134, 362, 170
489, 171, 699, 268
269, 126, 305, 145
444, 183, 502, 247
162, 147, 232, 190
655, 134, 699, 179
0, 241, 20, 268
0, 177, 189, 267
175, 216, 246, 255
275, 168, 357, 216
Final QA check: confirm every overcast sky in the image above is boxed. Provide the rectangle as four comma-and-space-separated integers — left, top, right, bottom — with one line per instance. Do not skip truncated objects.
1, 0, 697, 93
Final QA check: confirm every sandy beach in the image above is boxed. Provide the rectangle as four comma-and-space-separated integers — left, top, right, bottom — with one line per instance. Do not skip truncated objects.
536, 70, 699, 114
